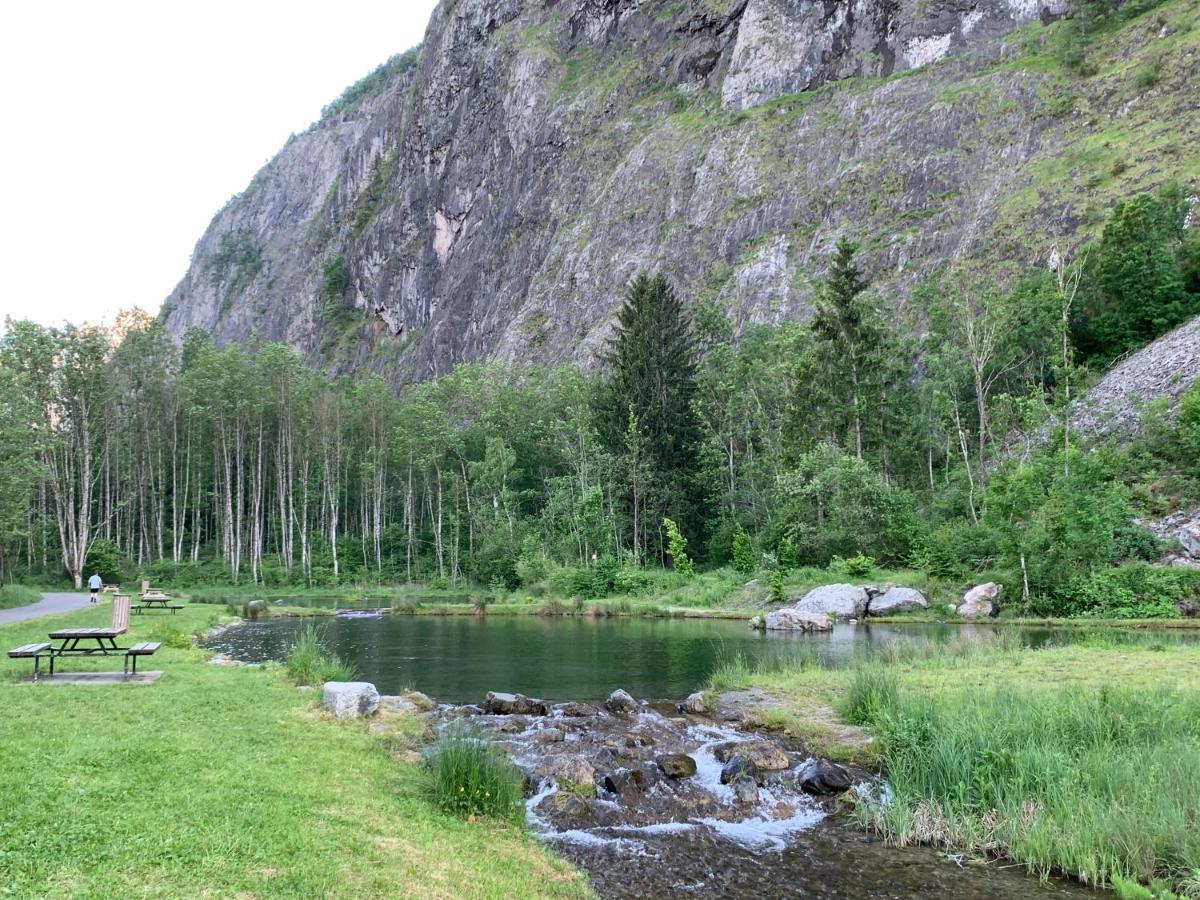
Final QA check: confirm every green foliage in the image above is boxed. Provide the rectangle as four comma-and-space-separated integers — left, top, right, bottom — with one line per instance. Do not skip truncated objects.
767, 568, 785, 604
84, 539, 122, 584
321, 255, 351, 306
663, 517, 694, 577
831, 553, 876, 579
1074, 188, 1198, 365
730, 524, 755, 575
841, 664, 898, 726
205, 230, 262, 308
322, 47, 421, 119
515, 535, 548, 586
0, 583, 40, 609
776, 443, 917, 565
425, 725, 524, 822
984, 447, 1144, 610
285, 625, 357, 686
865, 681, 1200, 895
1061, 563, 1197, 618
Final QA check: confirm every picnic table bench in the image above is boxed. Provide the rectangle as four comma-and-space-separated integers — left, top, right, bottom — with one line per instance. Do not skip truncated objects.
7, 643, 53, 678
124, 642, 161, 675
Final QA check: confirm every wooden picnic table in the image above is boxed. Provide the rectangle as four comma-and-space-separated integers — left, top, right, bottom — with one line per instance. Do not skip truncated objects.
45, 627, 128, 673
132, 596, 183, 615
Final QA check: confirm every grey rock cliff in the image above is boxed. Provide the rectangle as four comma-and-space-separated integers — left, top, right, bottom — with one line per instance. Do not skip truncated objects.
162, 0, 1199, 384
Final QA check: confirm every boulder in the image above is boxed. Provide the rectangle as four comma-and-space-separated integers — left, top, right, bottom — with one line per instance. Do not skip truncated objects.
680, 692, 709, 714
630, 765, 660, 792
1181, 523, 1200, 558
762, 608, 833, 632
322, 682, 381, 719
534, 727, 566, 744
720, 753, 762, 786
958, 583, 1001, 619
795, 584, 869, 620
656, 753, 698, 778
730, 775, 759, 806
484, 691, 549, 715
867, 586, 928, 616
713, 741, 790, 771
748, 615, 764, 631
602, 770, 642, 804
550, 757, 596, 795
605, 688, 638, 714
797, 758, 853, 796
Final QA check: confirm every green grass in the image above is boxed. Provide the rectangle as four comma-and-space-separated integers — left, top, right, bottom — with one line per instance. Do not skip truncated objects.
708, 637, 1200, 895
0, 602, 589, 898
426, 725, 525, 823
285, 624, 358, 685
0, 583, 42, 609
861, 684, 1200, 894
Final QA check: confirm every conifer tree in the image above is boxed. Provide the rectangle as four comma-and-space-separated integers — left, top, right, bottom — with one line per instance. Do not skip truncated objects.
811, 239, 882, 460
600, 272, 702, 560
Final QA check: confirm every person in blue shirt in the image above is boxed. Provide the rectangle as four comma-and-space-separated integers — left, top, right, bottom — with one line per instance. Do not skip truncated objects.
88, 572, 102, 604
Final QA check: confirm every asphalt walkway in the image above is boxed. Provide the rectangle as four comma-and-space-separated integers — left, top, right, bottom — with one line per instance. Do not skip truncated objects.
0, 592, 94, 626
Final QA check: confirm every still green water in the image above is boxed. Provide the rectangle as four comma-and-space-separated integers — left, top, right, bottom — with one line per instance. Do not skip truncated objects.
207, 615, 1195, 703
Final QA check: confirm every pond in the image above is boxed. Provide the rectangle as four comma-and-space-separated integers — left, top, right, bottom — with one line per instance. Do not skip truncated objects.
205, 614, 1197, 702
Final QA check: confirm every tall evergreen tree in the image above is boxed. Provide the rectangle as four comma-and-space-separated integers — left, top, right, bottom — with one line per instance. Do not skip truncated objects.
810, 238, 882, 459
600, 272, 702, 560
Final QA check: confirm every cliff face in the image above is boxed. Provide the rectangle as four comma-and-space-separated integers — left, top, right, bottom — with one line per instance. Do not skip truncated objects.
162, 0, 1200, 382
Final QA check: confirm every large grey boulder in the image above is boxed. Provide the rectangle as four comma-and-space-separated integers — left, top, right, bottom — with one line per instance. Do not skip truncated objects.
762, 608, 832, 632
795, 584, 869, 620
958, 583, 1002, 618
323, 681, 380, 719
868, 586, 929, 616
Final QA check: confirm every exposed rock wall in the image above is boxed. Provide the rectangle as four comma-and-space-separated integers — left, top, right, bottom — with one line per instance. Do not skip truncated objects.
162, 0, 1200, 384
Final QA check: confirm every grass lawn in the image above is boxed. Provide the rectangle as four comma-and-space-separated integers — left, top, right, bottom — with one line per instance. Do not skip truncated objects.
710, 637, 1200, 895
0, 601, 590, 899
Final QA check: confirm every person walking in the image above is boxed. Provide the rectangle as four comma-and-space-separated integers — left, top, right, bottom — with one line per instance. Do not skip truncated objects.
88, 572, 102, 604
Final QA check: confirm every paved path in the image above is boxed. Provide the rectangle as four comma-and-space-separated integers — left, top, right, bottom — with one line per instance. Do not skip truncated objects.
0, 592, 94, 626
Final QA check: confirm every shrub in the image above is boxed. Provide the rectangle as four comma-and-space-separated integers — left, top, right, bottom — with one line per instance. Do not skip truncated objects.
514, 535, 547, 586
149, 625, 193, 650
285, 625, 356, 686
664, 518, 694, 577
425, 725, 523, 822
731, 524, 756, 575
831, 553, 875, 579
1060, 564, 1196, 618
768, 568, 786, 604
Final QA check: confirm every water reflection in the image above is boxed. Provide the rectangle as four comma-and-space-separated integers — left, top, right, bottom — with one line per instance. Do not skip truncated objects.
206, 614, 1198, 703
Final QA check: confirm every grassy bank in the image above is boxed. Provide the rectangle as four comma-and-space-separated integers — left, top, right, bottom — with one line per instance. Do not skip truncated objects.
710, 637, 1200, 895
0, 601, 589, 899
0, 583, 44, 609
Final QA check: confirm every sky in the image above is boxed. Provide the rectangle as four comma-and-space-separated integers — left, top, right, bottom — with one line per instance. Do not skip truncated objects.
0, 0, 439, 329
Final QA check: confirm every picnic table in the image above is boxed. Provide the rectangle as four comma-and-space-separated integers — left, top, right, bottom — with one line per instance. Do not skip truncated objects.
8, 627, 160, 678
133, 594, 183, 615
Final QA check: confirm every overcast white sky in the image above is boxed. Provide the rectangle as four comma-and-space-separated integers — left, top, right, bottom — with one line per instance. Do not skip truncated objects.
0, 0, 439, 329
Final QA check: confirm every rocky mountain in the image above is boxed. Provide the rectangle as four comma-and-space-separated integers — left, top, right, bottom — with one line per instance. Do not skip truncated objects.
162, 0, 1200, 384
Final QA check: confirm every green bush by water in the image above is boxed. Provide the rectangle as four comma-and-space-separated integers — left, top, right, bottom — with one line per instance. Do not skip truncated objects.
425, 726, 524, 823
858, 680, 1200, 895
285, 625, 357, 686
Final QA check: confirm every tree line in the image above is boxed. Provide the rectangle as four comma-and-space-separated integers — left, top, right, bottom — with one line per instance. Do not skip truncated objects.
1, 185, 1197, 613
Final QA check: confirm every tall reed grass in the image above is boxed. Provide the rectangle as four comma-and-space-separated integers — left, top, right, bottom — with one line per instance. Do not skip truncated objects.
284, 625, 357, 686
858, 681, 1200, 895
425, 725, 524, 822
